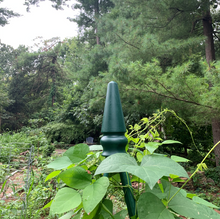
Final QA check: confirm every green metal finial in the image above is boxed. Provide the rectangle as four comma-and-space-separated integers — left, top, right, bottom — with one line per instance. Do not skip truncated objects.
100, 81, 136, 218
101, 81, 126, 133
101, 81, 127, 157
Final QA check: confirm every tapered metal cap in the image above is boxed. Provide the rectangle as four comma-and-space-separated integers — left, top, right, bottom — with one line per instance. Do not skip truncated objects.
101, 81, 126, 133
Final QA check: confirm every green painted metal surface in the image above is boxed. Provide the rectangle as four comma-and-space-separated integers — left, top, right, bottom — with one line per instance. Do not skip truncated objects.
101, 81, 126, 133
101, 81, 127, 157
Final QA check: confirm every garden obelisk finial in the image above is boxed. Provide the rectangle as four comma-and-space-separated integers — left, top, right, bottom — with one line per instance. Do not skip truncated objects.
100, 81, 128, 157
100, 81, 136, 218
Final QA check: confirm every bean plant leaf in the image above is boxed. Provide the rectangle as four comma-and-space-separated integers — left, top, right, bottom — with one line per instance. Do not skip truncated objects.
162, 180, 220, 219
162, 140, 182, 144
50, 187, 81, 214
186, 193, 197, 199
114, 210, 128, 219
72, 211, 81, 219
42, 200, 53, 209
82, 203, 100, 219
47, 156, 73, 170
137, 192, 175, 219
58, 211, 74, 219
136, 151, 144, 162
45, 170, 61, 182
145, 183, 167, 199
64, 144, 89, 163
145, 142, 162, 154
83, 177, 109, 214
99, 199, 113, 219
59, 166, 92, 189
89, 145, 103, 151
171, 155, 190, 163
192, 196, 219, 209
95, 153, 188, 189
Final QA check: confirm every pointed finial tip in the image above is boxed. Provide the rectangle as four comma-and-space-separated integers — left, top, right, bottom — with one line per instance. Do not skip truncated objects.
109, 81, 116, 84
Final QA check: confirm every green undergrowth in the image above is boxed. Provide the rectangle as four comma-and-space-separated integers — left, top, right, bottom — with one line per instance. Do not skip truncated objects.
0, 131, 54, 163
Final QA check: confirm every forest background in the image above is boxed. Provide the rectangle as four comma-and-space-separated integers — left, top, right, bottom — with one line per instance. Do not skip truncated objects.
1, 0, 220, 166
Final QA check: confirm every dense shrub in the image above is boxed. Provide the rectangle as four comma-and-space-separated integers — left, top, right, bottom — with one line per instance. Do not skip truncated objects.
0, 131, 53, 163
204, 166, 220, 186
40, 122, 87, 144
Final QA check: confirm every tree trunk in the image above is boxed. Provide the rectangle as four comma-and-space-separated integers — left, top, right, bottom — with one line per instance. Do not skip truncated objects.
51, 56, 56, 107
0, 112, 1, 133
203, 11, 215, 64
212, 119, 220, 165
95, 0, 100, 45
203, 10, 220, 166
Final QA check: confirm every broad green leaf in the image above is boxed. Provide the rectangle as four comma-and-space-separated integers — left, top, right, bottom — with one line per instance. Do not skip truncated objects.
169, 174, 185, 182
99, 199, 113, 219
136, 151, 143, 162
83, 177, 109, 214
137, 192, 175, 219
140, 155, 188, 188
161, 180, 220, 219
169, 174, 179, 179
47, 156, 73, 170
145, 142, 162, 154
172, 177, 185, 183
170, 194, 220, 219
95, 153, 138, 175
95, 154, 188, 189
64, 144, 89, 163
111, 173, 121, 183
144, 149, 151, 155
82, 203, 100, 219
145, 183, 167, 199
192, 196, 219, 209
59, 166, 92, 189
50, 188, 81, 214
162, 140, 182, 144
171, 155, 190, 163
131, 175, 144, 183
114, 209, 128, 219
89, 145, 103, 151
72, 211, 81, 219
42, 200, 53, 209
58, 211, 74, 219
179, 188, 187, 197
80, 165, 88, 170
45, 170, 61, 182
186, 193, 197, 199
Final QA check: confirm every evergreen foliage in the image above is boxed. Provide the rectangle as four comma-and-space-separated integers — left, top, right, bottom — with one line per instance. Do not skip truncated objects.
0, 0, 20, 26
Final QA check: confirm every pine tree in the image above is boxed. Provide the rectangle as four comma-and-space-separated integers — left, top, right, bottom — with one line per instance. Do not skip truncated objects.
0, 0, 20, 26
96, 0, 220, 165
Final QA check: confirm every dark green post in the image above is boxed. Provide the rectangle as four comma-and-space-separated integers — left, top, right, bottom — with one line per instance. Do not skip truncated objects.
101, 81, 136, 218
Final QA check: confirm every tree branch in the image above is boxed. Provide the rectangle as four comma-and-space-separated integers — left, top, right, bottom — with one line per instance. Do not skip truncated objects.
115, 33, 140, 50
128, 85, 214, 109
213, 31, 220, 42
191, 18, 203, 33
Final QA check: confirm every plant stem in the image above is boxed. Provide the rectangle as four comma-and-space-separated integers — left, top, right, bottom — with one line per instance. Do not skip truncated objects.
167, 141, 220, 204
101, 203, 115, 219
